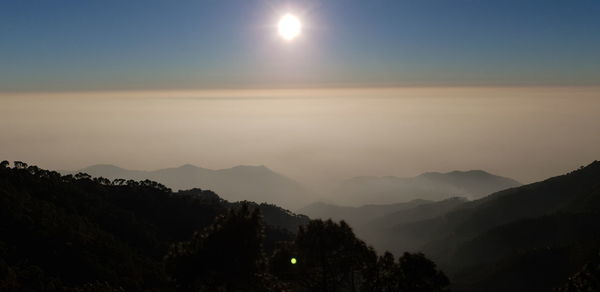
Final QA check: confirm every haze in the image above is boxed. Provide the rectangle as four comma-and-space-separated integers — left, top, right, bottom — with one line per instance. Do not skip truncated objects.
2, 86, 599, 187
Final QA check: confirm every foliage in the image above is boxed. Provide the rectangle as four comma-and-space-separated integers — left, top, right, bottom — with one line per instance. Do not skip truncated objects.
557, 251, 600, 292
0, 161, 293, 291
0, 161, 450, 291
165, 203, 273, 291
270, 219, 450, 292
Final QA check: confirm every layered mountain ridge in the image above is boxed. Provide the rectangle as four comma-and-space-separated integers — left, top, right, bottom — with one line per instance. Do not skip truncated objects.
68, 164, 314, 210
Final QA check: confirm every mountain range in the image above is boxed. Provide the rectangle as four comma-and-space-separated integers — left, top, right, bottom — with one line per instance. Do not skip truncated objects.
298, 198, 434, 228
299, 161, 600, 291
69, 165, 520, 212
371, 161, 600, 291
0, 161, 310, 291
4, 160, 600, 291
301, 169, 520, 238
67, 164, 315, 210
300, 197, 469, 250
332, 170, 521, 205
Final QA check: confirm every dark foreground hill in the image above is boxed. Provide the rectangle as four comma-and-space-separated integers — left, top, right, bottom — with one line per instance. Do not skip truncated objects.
0, 161, 449, 292
69, 164, 315, 210
0, 161, 309, 291
371, 161, 600, 291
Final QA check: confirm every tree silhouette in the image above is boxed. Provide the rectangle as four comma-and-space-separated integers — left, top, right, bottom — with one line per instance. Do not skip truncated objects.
373, 252, 400, 291
397, 252, 450, 292
269, 219, 450, 292
271, 219, 375, 291
557, 251, 600, 292
165, 203, 280, 291
0, 162, 451, 292
13, 161, 27, 169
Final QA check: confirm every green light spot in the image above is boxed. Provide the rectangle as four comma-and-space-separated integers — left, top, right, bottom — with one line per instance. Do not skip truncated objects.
290, 257, 297, 264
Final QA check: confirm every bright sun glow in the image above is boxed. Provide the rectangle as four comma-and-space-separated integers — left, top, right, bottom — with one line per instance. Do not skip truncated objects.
278, 14, 301, 41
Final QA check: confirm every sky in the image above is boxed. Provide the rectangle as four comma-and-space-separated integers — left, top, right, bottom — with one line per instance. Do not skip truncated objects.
1, 0, 600, 91
2, 87, 599, 186
1, 1, 600, 189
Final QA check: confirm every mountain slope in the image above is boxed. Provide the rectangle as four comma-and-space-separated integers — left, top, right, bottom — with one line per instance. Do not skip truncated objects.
334, 170, 520, 205
298, 199, 431, 228
366, 197, 468, 232
372, 161, 600, 292
418, 170, 521, 199
71, 164, 315, 210
375, 162, 600, 255
0, 162, 308, 290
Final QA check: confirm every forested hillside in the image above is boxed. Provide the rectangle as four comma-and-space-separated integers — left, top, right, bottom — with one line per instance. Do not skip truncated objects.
0, 161, 448, 291
372, 161, 600, 291
70, 164, 315, 210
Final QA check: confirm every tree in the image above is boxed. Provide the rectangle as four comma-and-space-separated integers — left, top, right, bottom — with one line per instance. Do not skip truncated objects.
165, 203, 275, 291
74, 172, 91, 180
13, 161, 27, 169
270, 219, 451, 292
375, 252, 400, 292
271, 219, 374, 292
557, 251, 600, 292
397, 252, 450, 292
112, 178, 126, 186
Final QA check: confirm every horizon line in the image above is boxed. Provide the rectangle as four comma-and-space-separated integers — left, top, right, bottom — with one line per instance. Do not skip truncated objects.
2, 84, 600, 98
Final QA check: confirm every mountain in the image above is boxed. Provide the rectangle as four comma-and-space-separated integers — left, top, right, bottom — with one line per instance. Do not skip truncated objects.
300, 197, 468, 248
69, 164, 315, 210
367, 197, 468, 229
371, 161, 600, 291
418, 170, 521, 199
388, 162, 600, 255
0, 162, 309, 290
0, 162, 450, 292
333, 170, 520, 205
298, 198, 432, 228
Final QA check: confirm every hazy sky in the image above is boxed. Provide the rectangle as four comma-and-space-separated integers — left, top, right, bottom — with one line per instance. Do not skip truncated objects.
1, 0, 600, 91
2, 87, 599, 186
1, 1, 600, 188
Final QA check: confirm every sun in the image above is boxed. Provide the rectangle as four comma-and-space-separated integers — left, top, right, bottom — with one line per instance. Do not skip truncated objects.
278, 14, 301, 41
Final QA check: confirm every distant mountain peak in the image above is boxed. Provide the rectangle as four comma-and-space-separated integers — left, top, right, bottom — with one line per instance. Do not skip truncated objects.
419, 169, 493, 178
84, 163, 123, 169
229, 164, 269, 170
223, 165, 279, 176
349, 170, 504, 182
69, 162, 313, 210
450, 170, 490, 175
337, 169, 521, 205
178, 164, 199, 169
82, 164, 128, 172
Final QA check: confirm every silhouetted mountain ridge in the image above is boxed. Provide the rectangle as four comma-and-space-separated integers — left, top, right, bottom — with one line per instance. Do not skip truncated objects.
0, 161, 450, 291
298, 199, 432, 228
0, 161, 310, 290
335, 169, 520, 205
369, 161, 600, 292
69, 163, 315, 210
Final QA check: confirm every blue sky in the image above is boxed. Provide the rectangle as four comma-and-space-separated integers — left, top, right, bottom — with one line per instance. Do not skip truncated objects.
1, 0, 600, 91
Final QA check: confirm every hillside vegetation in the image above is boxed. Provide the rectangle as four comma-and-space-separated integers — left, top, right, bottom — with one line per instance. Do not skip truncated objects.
0, 161, 448, 292
374, 161, 600, 291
